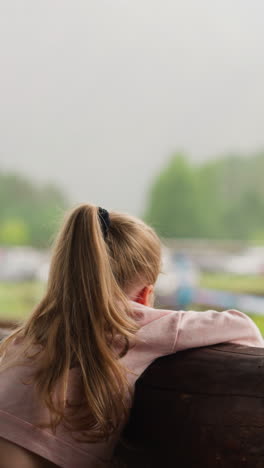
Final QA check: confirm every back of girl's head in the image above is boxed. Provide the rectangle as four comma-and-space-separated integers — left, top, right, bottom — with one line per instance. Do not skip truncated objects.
0, 203, 161, 441
106, 209, 161, 293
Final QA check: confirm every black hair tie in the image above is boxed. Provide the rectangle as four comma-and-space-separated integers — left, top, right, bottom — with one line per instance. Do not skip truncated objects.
98, 207, 110, 239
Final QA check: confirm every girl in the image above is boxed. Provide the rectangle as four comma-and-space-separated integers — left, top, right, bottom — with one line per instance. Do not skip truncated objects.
0, 204, 263, 468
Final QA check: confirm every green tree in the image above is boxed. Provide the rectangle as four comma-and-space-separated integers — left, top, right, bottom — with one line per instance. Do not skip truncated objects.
145, 154, 203, 238
0, 218, 30, 245
0, 171, 68, 247
145, 152, 264, 240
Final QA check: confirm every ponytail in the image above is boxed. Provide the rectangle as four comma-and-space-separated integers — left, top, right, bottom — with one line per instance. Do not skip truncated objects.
0, 203, 161, 441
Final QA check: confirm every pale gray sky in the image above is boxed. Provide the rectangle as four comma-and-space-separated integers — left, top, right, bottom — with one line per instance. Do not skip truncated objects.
1, 1, 264, 215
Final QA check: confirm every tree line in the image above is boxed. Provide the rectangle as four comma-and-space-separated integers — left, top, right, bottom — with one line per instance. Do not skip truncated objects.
144, 152, 264, 241
0, 171, 68, 247
2, 152, 264, 247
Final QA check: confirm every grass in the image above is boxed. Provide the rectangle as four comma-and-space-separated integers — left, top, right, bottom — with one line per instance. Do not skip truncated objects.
1, 275, 264, 335
200, 273, 264, 296
247, 314, 264, 335
0, 281, 45, 322
198, 273, 264, 334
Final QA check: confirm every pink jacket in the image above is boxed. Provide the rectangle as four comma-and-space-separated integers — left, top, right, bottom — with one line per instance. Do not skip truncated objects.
0, 303, 263, 467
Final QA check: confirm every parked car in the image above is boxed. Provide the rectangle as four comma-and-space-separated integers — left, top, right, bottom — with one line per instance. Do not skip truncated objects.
223, 247, 264, 275
194, 252, 231, 273
35, 259, 50, 282
0, 247, 46, 282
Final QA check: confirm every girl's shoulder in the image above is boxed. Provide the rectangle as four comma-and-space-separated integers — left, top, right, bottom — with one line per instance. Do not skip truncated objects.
130, 300, 173, 327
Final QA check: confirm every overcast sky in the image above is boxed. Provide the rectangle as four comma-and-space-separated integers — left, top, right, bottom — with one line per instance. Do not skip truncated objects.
1, 1, 264, 215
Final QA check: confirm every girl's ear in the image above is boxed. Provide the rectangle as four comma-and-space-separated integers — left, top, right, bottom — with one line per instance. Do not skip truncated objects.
135, 285, 154, 306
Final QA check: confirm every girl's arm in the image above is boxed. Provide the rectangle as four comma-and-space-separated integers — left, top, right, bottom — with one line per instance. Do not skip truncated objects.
172, 308, 264, 352
132, 305, 264, 361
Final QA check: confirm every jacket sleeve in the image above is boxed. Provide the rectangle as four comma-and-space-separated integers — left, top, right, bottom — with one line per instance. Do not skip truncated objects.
123, 306, 264, 383
137, 308, 264, 359
172, 308, 264, 352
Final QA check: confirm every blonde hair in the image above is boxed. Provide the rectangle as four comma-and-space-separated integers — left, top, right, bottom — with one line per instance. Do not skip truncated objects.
0, 204, 161, 441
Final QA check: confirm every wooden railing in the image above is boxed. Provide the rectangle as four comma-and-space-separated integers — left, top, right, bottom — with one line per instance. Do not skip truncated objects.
1, 325, 263, 467
115, 343, 264, 467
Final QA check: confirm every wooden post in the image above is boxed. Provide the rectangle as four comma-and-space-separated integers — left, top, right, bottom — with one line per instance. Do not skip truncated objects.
115, 343, 264, 468
0, 328, 11, 341
0, 321, 15, 341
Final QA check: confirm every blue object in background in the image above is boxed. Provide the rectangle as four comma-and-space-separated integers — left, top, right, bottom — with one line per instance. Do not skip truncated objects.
172, 253, 198, 309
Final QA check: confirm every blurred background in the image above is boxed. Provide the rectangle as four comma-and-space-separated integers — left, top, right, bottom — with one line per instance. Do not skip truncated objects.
1, 1, 264, 333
